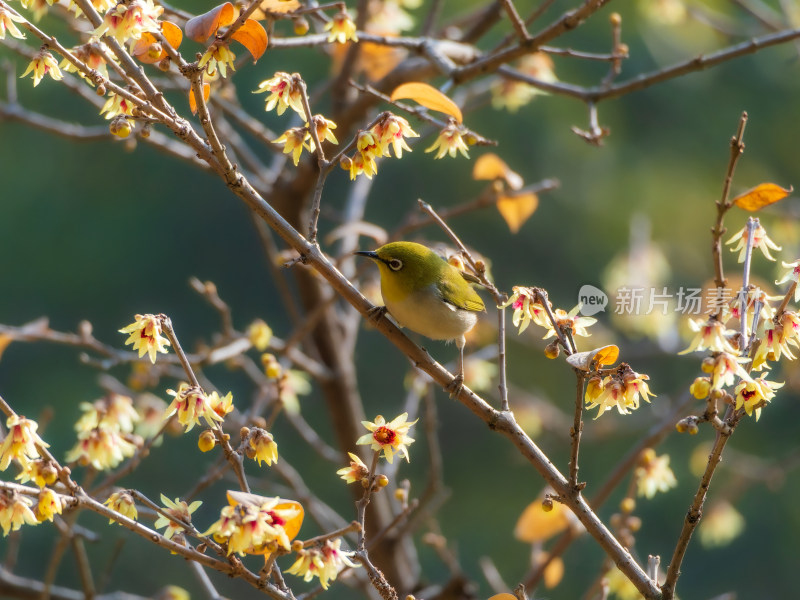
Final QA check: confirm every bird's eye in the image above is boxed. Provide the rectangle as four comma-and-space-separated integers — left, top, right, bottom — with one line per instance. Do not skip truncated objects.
388, 259, 403, 271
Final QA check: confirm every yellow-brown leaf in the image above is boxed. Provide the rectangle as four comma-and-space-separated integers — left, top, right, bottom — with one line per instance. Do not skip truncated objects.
543, 556, 564, 589
390, 82, 463, 123
133, 22, 183, 64
189, 82, 210, 114
514, 498, 570, 543
185, 2, 237, 43
487, 595, 517, 600
231, 18, 268, 61
162, 20, 183, 51
733, 183, 793, 211
497, 192, 538, 233
252, 0, 300, 19
0, 334, 12, 362
473, 153, 523, 190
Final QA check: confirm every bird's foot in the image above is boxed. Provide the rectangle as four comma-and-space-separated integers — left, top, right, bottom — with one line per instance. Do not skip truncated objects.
367, 305, 388, 323
445, 374, 464, 398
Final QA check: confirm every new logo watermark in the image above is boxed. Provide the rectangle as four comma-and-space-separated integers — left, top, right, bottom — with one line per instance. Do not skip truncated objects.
578, 285, 608, 316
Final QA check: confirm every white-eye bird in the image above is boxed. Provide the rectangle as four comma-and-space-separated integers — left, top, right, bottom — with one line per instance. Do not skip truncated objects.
356, 241, 485, 389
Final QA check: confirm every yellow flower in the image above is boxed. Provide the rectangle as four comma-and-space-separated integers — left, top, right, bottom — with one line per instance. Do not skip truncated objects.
1, 415, 48, 471
154, 494, 201, 540
698, 501, 745, 548
542, 305, 596, 340
734, 376, 783, 420
776, 259, 800, 302
752, 323, 795, 371
709, 352, 752, 389
372, 114, 418, 158
0, 491, 38, 536
248, 319, 273, 351
0, 6, 26, 40
100, 92, 135, 119
104, 490, 138, 524
286, 539, 359, 589
275, 127, 311, 166
337, 452, 369, 484
15, 458, 58, 488
585, 366, 654, 419
678, 317, 737, 355
248, 429, 278, 466
65, 424, 138, 470
501, 286, 549, 334
93, 0, 162, 47
726, 222, 781, 263
134, 393, 168, 440
425, 122, 469, 159
198, 43, 236, 78
36, 488, 63, 522
604, 566, 641, 600
20, 48, 63, 86
204, 496, 302, 556
254, 71, 305, 118
357, 413, 417, 464
280, 370, 311, 415
164, 383, 224, 432
635, 449, 677, 498
311, 114, 339, 147
324, 11, 358, 43
75, 393, 140, 434
119, 314, 170, 363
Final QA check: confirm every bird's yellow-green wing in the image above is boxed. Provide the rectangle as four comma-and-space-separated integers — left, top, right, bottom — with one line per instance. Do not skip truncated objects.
437, 276, 486, 312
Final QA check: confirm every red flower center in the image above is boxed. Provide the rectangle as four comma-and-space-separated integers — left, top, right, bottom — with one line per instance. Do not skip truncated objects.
373, 426, 396, 445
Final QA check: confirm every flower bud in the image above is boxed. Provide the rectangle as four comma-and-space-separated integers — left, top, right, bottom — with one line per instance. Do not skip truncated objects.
147, 42, 162, 61
292, 539, 304, 552
542, 497, 554, 512
690, 376, 711, 399
376, 474, 389, 488
620, 497, 635, 514
293, 17, 310, 35
544, 340, 560, 359
701, 356, 715, 373
609, 12, 621, 26
198, 429, 216, 452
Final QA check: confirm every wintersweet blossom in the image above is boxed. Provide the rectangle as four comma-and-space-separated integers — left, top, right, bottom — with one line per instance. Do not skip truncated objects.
119, 314, 170, 363
104, 490, 138, 524
65, 424, 138, 470
752, 323, 795, 371
0, 491, 38, 536
93, 0, 162, 47
0, 415, 47, 471
726, 222, 781, 263
345, 151, 377, 180
100, 93, 135, 120
501, 286, 549, 334
357, 413, 417, 463
204, 496, 302, 556
373, 114, 418, 158
36, 488, 63, 522
709, 352, 752, 390
254, 72, 305, 118
337, 452, 369, 484
310, 115, 339, 148
20, 49, 63, 86
75, 393, 140, 434
198, 44, 236, 78
734, 376, 783, 420
678, 317, 737, 355
275, 127, 311, 166
286, 539, 359, 589
207, 391, 234, 421
15, 458, 57, 488
248, 429, 278, 466
584, 366, 654, 419
324, 11, 358, 43
248, 319, 273, 351
776, 259, 800, 301
164, 383, 224, 432
154, 494, 202, 540
635, 449, 677, 498
542, 305, 596, 340
425, 122, 469, 159
0, 6, 26, 40
780, 311, 800, 347
698, 501, 745, 548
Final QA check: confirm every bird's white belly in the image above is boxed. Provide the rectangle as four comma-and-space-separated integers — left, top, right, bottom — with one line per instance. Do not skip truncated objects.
384, 284, 478, 342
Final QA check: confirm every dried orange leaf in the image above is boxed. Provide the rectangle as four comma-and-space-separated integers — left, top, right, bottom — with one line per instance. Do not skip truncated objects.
161, 20, 183, 51
390, 82, 463, 123
132, 32, 160, 63
253, 0, 300, 19
473, 153, 523, 189
231, 18, 268, 60
185, 2, 237, 43
189, 82, 210, 114
514, 498, 570, 543
543, 556, 564, 588
566, 345, 619, 371
593, 344, 619, 366
733, 183, 793, 211
497, 192, 538, 234
0, 334, 12, 362
488, 595, 517, 600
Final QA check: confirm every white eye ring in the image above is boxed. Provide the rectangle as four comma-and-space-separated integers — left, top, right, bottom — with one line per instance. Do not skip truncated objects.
388, 259, 403, 271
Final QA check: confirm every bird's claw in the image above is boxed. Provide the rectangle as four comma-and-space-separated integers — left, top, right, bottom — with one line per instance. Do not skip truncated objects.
446, 374, 464, 398
367, 305, 388, 323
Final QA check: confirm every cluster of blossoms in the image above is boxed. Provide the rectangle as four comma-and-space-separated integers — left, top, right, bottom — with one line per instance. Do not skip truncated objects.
93, 0, 163, 48
491, 53, 558, 113
164, 383, 231, 432
502, 286, 597, 339
681, 220, 790, 421
20, 47, 63, 86
584, 364, 655, 419
66, 393, 141, 470
341, 113, 418, 179
286, 539, 359, 589
119, 313, 170, 363
204, 495, 302, 556
275, 115, 339, 166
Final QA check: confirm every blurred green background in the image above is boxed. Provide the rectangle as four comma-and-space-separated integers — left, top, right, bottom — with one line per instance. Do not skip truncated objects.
3, 0, 800, 598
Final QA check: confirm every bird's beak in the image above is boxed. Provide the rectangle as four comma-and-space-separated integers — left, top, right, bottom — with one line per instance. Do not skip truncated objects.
354, 250, 379, 260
